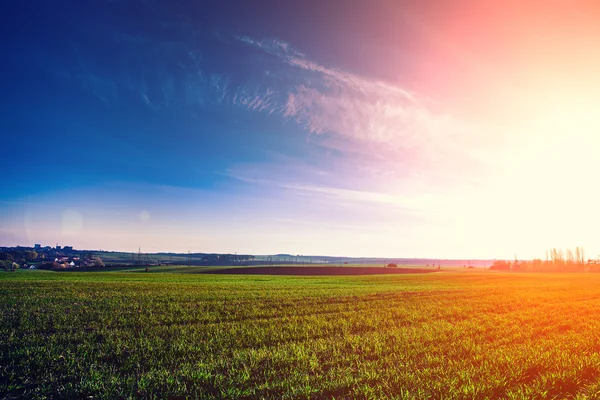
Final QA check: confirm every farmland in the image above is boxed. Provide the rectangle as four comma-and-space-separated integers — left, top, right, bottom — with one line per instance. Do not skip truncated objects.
3, 269, 600, 399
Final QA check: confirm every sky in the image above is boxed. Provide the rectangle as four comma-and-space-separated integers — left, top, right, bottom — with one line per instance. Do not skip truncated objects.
2, 0, 600, 259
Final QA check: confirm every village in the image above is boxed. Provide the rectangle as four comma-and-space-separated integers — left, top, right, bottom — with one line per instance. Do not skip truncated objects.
0, 244, 104, 271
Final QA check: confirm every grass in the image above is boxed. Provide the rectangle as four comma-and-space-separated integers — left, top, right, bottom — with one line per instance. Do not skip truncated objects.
2, 269, 600, 398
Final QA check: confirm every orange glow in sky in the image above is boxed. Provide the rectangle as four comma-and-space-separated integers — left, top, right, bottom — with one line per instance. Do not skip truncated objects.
385, 1, 600, 258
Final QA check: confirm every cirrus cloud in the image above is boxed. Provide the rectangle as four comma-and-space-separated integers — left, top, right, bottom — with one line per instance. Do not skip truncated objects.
238, 36, 491, 186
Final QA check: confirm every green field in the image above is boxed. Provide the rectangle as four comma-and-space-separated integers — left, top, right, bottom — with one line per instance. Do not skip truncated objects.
3, 269, 600, 399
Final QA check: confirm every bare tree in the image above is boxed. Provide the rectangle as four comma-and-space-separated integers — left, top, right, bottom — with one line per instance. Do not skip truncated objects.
575, 246, 585, 266
550, 248, 565, 271
566, 248, 575, 269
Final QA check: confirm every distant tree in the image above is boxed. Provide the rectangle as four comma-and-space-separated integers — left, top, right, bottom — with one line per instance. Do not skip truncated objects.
513, 255, 520, 271
518, 260, 530, 272
489, 260, 510, 270
566, 249, 575, 270
39, 262, 60, 270
531, 258, 543, 271
387, 263, 398, 268
576, 246, 585, 267
550, 248, 565, 271
92, 258, 105, 267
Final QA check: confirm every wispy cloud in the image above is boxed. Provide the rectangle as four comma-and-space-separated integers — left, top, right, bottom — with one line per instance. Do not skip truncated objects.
232, 86, 279, 113
225, 164, 455, 217
50, 26, 490, 191
236, 36, 303, 60
237, 36, 487, 181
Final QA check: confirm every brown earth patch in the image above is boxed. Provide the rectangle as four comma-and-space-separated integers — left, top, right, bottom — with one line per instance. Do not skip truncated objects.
201, 266, 437, 276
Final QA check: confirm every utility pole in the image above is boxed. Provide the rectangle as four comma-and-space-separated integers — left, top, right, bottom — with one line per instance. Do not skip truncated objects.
188, 251, 190, 267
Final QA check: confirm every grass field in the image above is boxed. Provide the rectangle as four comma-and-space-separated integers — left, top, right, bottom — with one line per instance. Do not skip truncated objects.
3, 268, 600, 399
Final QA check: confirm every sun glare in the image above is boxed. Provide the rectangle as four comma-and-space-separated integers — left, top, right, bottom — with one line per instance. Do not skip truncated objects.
481, 93, 600, 257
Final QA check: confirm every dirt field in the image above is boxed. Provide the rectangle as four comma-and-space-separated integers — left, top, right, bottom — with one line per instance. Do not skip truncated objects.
201, 266, 437, 275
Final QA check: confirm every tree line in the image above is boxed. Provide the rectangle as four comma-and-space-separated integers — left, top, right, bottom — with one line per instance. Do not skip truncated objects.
490, 247, 592, 272
0, 250, 38, 271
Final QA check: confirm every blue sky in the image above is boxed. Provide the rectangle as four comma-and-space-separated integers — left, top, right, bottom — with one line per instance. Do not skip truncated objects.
3, 1, 600, 258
